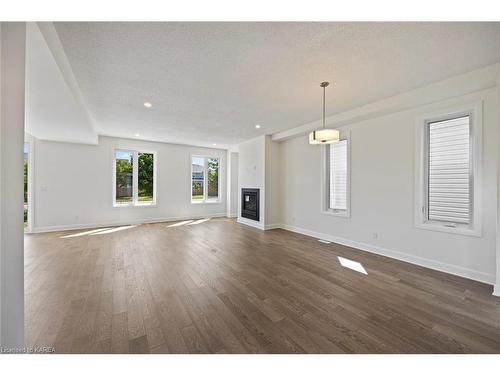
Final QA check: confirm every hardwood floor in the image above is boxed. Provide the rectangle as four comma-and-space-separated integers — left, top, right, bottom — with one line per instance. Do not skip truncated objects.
25, 218, 500, 353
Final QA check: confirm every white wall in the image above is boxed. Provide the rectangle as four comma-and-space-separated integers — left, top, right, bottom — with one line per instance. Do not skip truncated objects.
0, 22, 25, 348
496, 68, 500, 296
227, 152, 239, 217
32, 136, 227, 231
279, 85, 498, 285
265, 135, 282, 228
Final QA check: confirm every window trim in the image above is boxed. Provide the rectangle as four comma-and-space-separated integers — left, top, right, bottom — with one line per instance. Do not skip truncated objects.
321, 130, 351, 218
112, 148, 157, 208
190, 154, 222, 204
414, 102, 482, 237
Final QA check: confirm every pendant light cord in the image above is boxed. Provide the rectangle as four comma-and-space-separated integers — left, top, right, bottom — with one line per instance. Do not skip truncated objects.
322, 85, 326, 129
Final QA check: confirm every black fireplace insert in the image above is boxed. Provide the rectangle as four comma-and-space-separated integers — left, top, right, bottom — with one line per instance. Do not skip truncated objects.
241, 188, 260, 221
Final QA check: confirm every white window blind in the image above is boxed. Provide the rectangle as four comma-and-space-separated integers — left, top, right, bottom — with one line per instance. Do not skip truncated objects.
329, 140, 348, 210
427, 115, 471, 224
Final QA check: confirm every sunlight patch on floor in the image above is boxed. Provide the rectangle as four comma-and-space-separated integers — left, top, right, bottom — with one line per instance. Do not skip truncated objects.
338, 256, 368, 275
61, 227, 112, 238
186, 218, 211, 226
167, 220, 193, 227
89, 225, 137, 235
61, 225, 138, 238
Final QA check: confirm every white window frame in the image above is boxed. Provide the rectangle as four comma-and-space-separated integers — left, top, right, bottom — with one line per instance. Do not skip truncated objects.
321, 130, 351, 218
414, 102, 482, 237
190, 154, 222, 204
113, 149, 157, 207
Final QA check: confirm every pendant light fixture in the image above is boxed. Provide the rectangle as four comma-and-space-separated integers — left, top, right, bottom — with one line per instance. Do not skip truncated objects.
309, 81, 340, 145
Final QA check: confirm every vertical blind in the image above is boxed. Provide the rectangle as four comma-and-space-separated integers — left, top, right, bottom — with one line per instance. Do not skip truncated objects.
329, 140, 348, 210
427, 115, 471, 224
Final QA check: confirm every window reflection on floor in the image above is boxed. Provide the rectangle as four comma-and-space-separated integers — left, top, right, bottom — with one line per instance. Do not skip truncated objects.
186, 218, 211, 226
60, 217, 214, 239
61, 228, 112, 238
167, 220, 193, 227
89, 225, 136, 235
60, 225, 136, 238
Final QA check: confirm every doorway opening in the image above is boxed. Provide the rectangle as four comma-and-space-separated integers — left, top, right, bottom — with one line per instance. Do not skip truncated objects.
24, 141, 31, 232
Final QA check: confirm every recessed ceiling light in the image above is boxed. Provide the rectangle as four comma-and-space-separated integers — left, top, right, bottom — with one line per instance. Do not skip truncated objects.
143, 102, 152, 108
255, 124, 261, 129
212, 143, 217, 146
134, 133, 140, 137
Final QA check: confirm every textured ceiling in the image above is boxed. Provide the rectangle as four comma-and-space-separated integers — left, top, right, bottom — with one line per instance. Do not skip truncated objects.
54, 22, 500, 147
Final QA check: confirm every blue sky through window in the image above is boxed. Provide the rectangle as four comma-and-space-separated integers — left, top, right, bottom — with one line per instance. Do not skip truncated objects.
116, 150, 133, 161
192, 156, 204, 167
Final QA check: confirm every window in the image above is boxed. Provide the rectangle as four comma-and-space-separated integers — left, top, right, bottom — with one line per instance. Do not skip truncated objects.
138, 152, 155, 202
323, 137, 350, 217
427, 116, 470, 224
115, 150, 134, 204
329, 140, 348, 210
191, 156, 220, 203
114, 149, 156, 206
415, 104, 482, 236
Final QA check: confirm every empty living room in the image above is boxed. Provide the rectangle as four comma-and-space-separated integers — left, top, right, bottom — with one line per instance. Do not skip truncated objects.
1, 1, 500, 373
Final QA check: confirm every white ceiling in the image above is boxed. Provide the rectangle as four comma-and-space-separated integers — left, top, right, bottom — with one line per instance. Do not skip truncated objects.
52, 22, 500, 148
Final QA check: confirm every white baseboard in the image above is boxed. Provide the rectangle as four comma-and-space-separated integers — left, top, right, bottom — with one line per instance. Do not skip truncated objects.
265, 223, 282, 230
226, 213, 238, 218
280, 223, 496, 286
236, 217, 265, 230
493, 284, 500, 297
236, 218, 281, 231
31, 213, 228, 233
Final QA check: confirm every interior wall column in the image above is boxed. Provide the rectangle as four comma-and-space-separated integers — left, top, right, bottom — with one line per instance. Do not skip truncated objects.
0, 22, 26, 348
225, 151, 239, 218
495, 64, 500, 297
